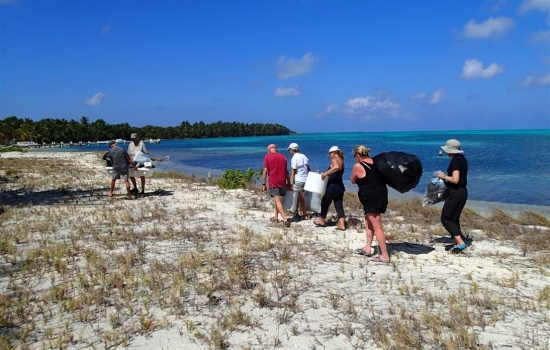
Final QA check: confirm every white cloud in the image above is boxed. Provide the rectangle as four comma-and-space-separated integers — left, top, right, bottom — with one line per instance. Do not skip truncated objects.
324, 104, 338, 113
530, 30, 550, 45
519, 0, 550, 13
85, 92, 108, 106
410, 90, 445, 105
276, 53, 319, 79
460, 59, 504, 79
429, 89, 445, 104
344, 95, 399, 115
274, 85, 301, 97
314, 104, 339, 118
523, 73, 550, 87
410, 93, 427, 100
462, 17, 515, 39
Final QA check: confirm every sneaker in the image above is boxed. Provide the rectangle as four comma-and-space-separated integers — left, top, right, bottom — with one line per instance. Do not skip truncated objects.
450, 243, 467, 253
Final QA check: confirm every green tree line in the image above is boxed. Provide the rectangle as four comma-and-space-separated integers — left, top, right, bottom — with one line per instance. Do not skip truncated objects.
0, 116, 294, 145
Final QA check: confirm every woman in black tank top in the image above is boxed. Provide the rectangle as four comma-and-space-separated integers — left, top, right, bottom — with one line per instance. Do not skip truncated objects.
313, 146, 347, 231
350, 145, 390, 263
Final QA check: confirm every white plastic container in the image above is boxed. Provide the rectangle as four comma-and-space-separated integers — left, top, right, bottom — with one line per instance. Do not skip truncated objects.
304, 172, 328, 195
105, 166, 156, 178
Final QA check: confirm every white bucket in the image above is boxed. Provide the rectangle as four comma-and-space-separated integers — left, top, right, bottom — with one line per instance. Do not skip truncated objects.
304, 172, 328, 195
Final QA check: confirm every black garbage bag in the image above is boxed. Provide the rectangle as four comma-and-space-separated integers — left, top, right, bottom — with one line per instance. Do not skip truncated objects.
373, 151, 423, 193
102, 151, 113, 167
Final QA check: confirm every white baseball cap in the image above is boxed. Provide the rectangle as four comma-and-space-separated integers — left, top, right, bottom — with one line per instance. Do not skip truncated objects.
287, 142, 299, 150
328, 146, 340, 153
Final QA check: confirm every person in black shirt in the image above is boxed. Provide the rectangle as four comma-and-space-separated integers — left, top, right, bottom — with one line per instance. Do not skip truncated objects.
438, 139, 468, 253
351, 145, 391, 263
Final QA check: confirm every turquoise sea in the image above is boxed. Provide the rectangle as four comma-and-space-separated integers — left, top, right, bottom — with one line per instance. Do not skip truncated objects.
38, 129, 550, 207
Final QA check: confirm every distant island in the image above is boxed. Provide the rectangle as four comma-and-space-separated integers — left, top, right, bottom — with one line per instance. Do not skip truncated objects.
0, 116, 295, 145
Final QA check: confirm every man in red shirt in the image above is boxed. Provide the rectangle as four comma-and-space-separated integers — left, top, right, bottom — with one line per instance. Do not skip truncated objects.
261, 144, 291, 227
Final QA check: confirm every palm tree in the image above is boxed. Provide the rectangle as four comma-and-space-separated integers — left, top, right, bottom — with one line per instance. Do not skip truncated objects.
16, 123, 36, 142
1, 116, 21, 144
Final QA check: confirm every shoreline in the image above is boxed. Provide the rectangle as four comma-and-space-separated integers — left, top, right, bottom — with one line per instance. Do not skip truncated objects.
150, 153, 550, 220
20, 149, 550, 220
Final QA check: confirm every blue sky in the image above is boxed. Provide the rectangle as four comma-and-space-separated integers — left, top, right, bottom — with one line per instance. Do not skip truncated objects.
1, 0, 549, 133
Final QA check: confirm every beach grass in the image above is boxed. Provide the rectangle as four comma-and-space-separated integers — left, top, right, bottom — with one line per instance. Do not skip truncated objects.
1, 152, 549, 350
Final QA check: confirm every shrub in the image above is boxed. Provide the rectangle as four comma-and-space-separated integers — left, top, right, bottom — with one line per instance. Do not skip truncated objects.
218, 168, 262, 189
0, 146, 26, 153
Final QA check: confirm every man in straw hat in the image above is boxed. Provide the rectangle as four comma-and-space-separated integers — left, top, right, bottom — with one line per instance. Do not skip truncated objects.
127, 132, 149, 195
262, 144, 291, 227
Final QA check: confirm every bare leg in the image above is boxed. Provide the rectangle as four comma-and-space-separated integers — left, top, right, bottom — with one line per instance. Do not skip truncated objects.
274, 195, 287, 223
108, 179, 116, 196
297, 192, 307, 219
367, 213, 390, 261
454, 235, 465, 246
337, 217, 346, 230
125, 181, 132, 198
130, 177, 138, 191
140, 176, 146, 193
363, 215, 374, 254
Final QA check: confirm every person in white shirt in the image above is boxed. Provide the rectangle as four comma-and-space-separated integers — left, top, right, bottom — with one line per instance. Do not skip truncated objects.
127, 133, 149, 195
287, 142, 311, 220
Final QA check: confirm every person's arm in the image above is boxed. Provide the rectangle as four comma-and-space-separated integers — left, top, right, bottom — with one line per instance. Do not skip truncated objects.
290, 168, 296, 184
439, 170, 460, 184
141, 142, 148, 155
286, 167, 291, 189
350, 163, 360, 184
127, 144, 134, 158
126, 152, 137, 169
321, 157, 342, 179
262, 167, 268, 191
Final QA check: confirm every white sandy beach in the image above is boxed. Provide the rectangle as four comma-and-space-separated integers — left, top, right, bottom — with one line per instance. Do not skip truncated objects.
1, 151, 549, 350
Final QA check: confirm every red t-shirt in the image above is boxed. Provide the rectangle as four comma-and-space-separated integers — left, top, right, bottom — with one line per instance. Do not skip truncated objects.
263, 152, 288, 188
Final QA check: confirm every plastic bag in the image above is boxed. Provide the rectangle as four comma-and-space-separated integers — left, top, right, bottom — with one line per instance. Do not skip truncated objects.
283, 190, 298, 211
133, 151, 152, 163
422, 171, 447, 206
372, 151, 423, 193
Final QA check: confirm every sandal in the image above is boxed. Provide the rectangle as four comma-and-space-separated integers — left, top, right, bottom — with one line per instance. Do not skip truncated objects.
284, 220, 291, 227
270, 217, 279, 223
355, 248, 374, 257
313, 221, 326, 227
370, 256, 390, 264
